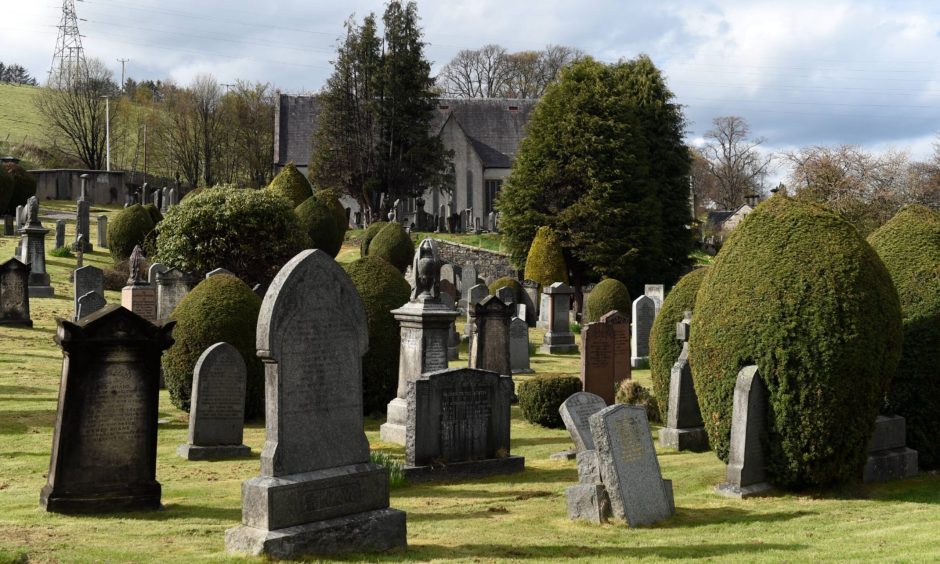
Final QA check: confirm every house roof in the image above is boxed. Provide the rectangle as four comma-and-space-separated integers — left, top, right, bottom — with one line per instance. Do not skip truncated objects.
704, 210, 736, 232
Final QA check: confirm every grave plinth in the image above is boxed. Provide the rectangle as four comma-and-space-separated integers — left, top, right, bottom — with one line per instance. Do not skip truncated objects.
540, 282, 577, 354
863, 415, 918, 483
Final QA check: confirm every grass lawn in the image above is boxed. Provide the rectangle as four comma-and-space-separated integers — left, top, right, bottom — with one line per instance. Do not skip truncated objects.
0, 84, 46, 147
0, 203, 937, 562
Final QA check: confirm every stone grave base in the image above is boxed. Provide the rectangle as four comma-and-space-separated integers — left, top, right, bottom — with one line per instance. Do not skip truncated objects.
539, 342, 578, 354
0, 318, 32, 328
379, 398, 407, 446
225, 507, 407, 559
40, 481, 161, 513
630, 356, 649, 369
714, 481, 773, 499
659, 426, 710, 452
566, 484, 611, 524
177, 443, 251, 461
403, 455, 525, 483
512, 368, 535, 374
863, 448, 918, 483
28, 285, 54, 298
550, 449, 577, 461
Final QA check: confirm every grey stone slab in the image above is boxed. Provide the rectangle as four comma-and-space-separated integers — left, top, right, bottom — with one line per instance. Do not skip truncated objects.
177, 443, 250, 461
521, 279, 538, 327
182, 342, 248, 454
566, 484, 611, 524
580, 322, 616, 405
97, 215, 108, 248
463, 283, 489, 335
863, 448, 918, 483
559, 392, 607, 452
576, 450, 602, 484
867, 415, 907, 452
509, 316, 532, 373
0, 258, 32, 327
716, 366, 772, 498
496, 285, 515, 307
74, 198, 92, 252
549, 449, 577, 461
73, 265, 104, 320
630, 295, 655, 367
156, 268, 193, 321
76, 291, 106, 320
469, 295, 512, 376
589, 404, 673, 527
55, 220, 66, 249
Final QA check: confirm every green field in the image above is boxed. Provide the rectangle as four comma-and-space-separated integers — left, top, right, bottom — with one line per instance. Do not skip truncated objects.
0, 83, 46, 147
0, 204, 937, 563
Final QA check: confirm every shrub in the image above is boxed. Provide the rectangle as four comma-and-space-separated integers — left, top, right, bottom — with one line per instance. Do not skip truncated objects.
488, 276, 520, 298
143, 203, 163, 225
868, 205, 940, 469
648, 267, 708, 422
0, 166, 13, 214
690, 196, 902, 488
107, 204, 155, 262
318, 188, 349, 237
517, 375, 583, 428
266, 162, 313, 207
582, 278, 631, 324
50, 246, 73, 258
360, 221, 388, 257
295, 192, 345, 258
344, 256, 411, 414
154, 186, 309, 287
162, 274, 264, 418
615, 380, 661, 424
524, 226, 568, 288
1, 162, 36, 214
368, 222, 414, 273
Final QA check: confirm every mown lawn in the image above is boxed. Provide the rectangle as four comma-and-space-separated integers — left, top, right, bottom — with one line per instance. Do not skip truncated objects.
0, 203, 937, 563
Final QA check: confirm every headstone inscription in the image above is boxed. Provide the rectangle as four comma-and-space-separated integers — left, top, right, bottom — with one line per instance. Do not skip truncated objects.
580, 322, 616, 405
404, 367, 523, 481
54, 220, 66, 249
19, 197, 53, 297
540, 282, 577, 354
40, 305, 175, 513
716, 366, 773, 498
862, 415, 918, 483
630, 295, 655, 368
155, 268, 193, 321
468, 295, 512, 376
97, 215, 108, 248
0, 258, 32, 327
224, 249, 406, 558
509, 316, 532, 374
599, 310, 631, 383
73, 265, 104, 321
559, 392, 607, 453
659, 311, 709, 452
590, 404, 674, 526
178, 342, 250, 460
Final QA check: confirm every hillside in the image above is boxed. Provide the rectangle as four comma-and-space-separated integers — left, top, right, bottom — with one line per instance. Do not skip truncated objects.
0, 83, 46, 146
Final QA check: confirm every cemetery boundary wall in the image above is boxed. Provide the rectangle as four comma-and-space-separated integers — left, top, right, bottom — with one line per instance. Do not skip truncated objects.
434, 239, 518, 284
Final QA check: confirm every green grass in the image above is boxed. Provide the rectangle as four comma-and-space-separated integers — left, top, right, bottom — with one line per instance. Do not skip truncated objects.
0, 83, 45, 146
1, 202, 938, 562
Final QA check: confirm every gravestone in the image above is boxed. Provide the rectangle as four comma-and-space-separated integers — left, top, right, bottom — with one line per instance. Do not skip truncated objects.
630, 295, 655, 368
225, 249, 406, 558
404, 367, 523, 481
496, 285, 515, 307
468, 295, 512, 376
73, 265, 104, 321
97, 215, 108, 248
381, 240, 458, 446
14, 205, 23, 231
538, 293, 550, 330
75, 175, 93, 252
659, 311, 709, 452
559, 392, 607, 453
440, 263, 459, 291
463, 283, 489, 337
599, 310, 631, 383
148, 262, 168, 284
156, 268, 193, 321
160, 187, 169, 213
580, 322, 616, 405
76, 291, 106, 320
40, 305, 175, 513
566, 449, 612, 524
178, 342, 251, 460
509, 316, 532, 374
487, 211, 496, 232
590, 404, 674, 526
19, 197, 53, 297
521, 279, 539, 327
540, 282, 577, 354
167, 188, 177, 209
206, 267, 236, 279
55, 220, 66, 249
121, 246, 157, 323
863, 415, 918, 483
0, 258, 32, 327
458, 264, 479, 309
3, 215, 12, 236
716, 366, 773, 498
644, 284, 665, 315
439, 287, 460, 361
581, 283, 596, 320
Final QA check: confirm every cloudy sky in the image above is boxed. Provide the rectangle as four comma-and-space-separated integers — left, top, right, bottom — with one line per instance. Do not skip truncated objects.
5, 0, 940, 170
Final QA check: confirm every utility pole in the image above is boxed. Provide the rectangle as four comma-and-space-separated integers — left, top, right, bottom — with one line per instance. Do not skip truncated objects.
117, 58, 129, 93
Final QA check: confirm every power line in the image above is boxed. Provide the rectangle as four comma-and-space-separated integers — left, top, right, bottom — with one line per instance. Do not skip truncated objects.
48, 0, 88, 88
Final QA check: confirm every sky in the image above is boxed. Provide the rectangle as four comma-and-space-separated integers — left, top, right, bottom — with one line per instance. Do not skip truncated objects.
4, 0, 940, 177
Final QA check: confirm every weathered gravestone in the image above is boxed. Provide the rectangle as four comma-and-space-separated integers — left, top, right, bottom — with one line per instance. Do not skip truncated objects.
557, 392, 607, 459
121, 246, 157, 323
463, 283, 489, 337
496, 285, 515, 307
97, 215, 108, 248
381, 240, 458, 446
863, 415, 918, 483
19, 197, 53, 297
440, 262, 459, 290
14, 205, 23, 231
3, 215, 12, 236
54, 220, 66, 249
644, 284, 665, 315
509, 316, 532, 374
716, 365, 773, 498
521, 279, 539, 327
156, 268, 193, 321
206, 267, 236, 279
468, 295, 512, 376
458, 264, 479, 310
599, 310, 631, 383
404, 367, 523, 481
540, 282, 577, 354
178, 342, 250, 460
630, 295, 655, 368
590, 404, 674, 526
148, 262, 168, 284
0, 258, 32, 327
659, 311, 708, 452
225, 249, 406, 558
566, 448, 612, 524
74, 175, 93, 252
580, 322, 616, 405
40, 305, 175, 513
73, 265, 104, 321
76, 291, 106, 320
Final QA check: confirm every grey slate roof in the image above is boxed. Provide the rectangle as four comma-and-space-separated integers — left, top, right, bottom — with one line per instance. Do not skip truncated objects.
274, 93, 321, 168
704, 210, 736, 232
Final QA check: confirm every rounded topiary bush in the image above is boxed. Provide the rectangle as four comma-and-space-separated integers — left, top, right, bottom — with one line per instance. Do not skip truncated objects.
368, 222, 414, 273
648, 267, 708, 422
163, 274, 264, 418
518, 375, 583, 428
295, 193, 345, 258
108, 204, 155, 262
155, 186, 309, 287
344, 256, 411, 415
267, 162, 313, 207
524, 226, 568, 287
143, 203, 163, 225
0, 166, 13, 214
583, 278, 631, 324
868, 204, 940, 469
318, 189, 349, 237
2, 162, 37, 214
690, 196, 902, 488
488, 276, 520, 297
360, 221, 388, 257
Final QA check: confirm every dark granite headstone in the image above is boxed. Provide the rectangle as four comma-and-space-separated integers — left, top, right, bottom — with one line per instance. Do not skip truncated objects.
716, 366, 773, 498
463, 283, 488, 336
469, 295, 512, 376
599, 310, 631, 383
496, 285, 515, 307
19, 197, 53, 297
3, 215, 12, 236
75, 180, 93, 252
55, 220, 66, 249
76, 291, 107, 320
40, 305, 175, 513
863, 415, 918, 483
630, 295, 655, 368
0, 258, 32, 327
73, 265, 104, 321
580, 322, 616, 405
97, 215, 108, 248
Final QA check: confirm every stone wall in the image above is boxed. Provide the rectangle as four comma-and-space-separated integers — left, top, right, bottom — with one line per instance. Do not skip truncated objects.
433, 239, 518, 284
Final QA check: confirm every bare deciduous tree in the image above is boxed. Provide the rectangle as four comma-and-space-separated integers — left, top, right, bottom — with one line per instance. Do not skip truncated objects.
699, 116, 773, 210
436, 44, 583, 99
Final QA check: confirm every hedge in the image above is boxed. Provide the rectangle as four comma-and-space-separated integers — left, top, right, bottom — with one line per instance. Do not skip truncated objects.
267, 162, 313, 207
107, 204, 155, 262
582, 278, 631, 324
368, 222, 414, 273
524, 226, 568, 287
518, 375, 583, 428
361, 221, 388, 257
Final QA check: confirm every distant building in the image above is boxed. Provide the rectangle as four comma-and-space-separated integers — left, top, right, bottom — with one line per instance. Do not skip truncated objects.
702, 204, 754, 252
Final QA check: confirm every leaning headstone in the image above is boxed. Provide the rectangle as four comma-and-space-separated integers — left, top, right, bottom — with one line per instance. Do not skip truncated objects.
73, 265, 104, 321
590, 404, 674, 526
521, 279, 539, 327
178, 342, 250, 460
540, 282, 577, 354
463, 283, 489, 337
76, 291, 106, 320
40, 305, 175, 513
659, 311, 708, 452
559, 392, 607, 454
206, 267, 236, 279
509, 316, 532, 374
54, 220, 66, 249
0, 258, 32, 327
630, 295, 655, 368
468, 295, 513, 376
97, 215, 108, 248
148, 262, 168, 284
599, 310, 631, 383
19, 197, 53, 297
580, 322, 616, 405
716, 366, 773, 498
224, 249, 406, 558
404, 367, 523, 481
644, 284, 665, 315
155, 268, 193, 321
121, 246, 157, 323
381, 239, 458, 446
863, 415, 918, 483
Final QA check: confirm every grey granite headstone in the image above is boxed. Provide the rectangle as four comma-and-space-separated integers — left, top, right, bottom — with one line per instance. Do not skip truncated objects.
589, 404, 674, 526
716, 366, 773, 498
155, 268, 193, 321
463, 283, 489, 337
863, 415, 918, 483
97, 215, 108, 248
76, 291, 106, 320
458, 264, 478, 309
540, 282, 577, 354
559, 392, 607, 453
73, 265, 104, 321
509, 316, 532, 374
644, 284, 665, 315
440, 263, 459, 291
580, 322, 616, 405
0, 258, 32, 327
468, 295, 512, 376
537, 292, 550, 329
659, 311, 709, 452
225, 249, 406, 558
178, 342, 250, 460
14, 205, 23, 231
40, 305, 175, 513
148, 262, 168, 284
206, 267, 236, 279
630, 295, 655, 368
55, 220, 66, 249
